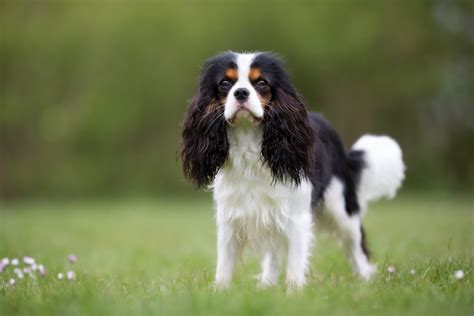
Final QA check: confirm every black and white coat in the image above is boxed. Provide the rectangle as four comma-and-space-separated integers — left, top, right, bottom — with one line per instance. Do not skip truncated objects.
181, 51, 405, 290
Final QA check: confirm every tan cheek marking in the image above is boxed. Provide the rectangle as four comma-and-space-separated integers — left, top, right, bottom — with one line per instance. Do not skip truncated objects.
225, 68, 238, 81
205, 97, 225, 115
249, 68, 261, 81
258, 94, 272, 107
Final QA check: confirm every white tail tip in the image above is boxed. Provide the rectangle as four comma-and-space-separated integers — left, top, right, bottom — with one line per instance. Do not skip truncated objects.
352, 135, 406, 210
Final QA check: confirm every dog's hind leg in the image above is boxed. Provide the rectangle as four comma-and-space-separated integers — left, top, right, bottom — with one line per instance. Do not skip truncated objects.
338, 216, 376, 280
322, 177, 377, 280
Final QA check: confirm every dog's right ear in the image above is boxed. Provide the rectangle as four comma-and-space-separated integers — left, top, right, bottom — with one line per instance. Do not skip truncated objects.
180, 66, 229, 188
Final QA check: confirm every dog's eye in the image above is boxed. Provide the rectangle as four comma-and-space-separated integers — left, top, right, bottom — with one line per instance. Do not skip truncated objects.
219, 80, 232, 87
255, 80, 268, 87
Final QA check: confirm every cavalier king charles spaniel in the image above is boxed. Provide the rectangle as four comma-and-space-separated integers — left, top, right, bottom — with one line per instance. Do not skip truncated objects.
181, 51, 405, 290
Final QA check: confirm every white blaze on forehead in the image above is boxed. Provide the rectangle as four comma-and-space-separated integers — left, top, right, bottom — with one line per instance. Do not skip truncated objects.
224, 52, 264, 120
236, 53, 256, 82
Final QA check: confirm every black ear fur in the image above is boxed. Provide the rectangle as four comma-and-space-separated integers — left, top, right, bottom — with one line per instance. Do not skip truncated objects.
261, 72, 315, 186
180, 54, 235, 187
180, 91, 229, 188
181, 53, 237, 187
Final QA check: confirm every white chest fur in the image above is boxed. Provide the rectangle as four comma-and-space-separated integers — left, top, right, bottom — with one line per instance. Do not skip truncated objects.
212, 126, 313, 250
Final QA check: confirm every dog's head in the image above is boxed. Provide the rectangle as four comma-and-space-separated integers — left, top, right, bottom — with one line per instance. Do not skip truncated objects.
181, 51, 315, 187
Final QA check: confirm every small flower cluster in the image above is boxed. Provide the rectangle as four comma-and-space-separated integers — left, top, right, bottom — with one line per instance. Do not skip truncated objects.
56, 254, 78, 281
1, 254, 78, 287
1, 256, 46, 286
385, 264, 466, 280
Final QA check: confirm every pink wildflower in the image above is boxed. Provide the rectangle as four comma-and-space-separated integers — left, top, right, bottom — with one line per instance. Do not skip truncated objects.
68, 254, 77, 264
23, 256, 35, 265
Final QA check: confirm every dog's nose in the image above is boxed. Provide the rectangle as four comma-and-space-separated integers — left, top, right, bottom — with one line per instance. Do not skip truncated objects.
234, 88, 250, 101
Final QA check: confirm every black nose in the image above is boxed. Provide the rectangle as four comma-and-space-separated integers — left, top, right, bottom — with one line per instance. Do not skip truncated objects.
234, 88, 250, 101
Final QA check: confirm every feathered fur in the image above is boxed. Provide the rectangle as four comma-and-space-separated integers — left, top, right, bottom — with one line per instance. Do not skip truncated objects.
180, 51, 405, 290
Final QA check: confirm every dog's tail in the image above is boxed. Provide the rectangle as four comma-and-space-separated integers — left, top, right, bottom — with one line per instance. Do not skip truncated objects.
349, 135, 405, 213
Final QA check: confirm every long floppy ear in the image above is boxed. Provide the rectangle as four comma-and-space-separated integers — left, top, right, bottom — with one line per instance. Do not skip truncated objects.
180, 81, 229, 188
261, 81, 315, 186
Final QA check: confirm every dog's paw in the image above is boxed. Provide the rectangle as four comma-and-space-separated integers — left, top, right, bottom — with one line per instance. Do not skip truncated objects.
357, 263, 378, 281
257, 277, 277, 289
213, 279, 231, 291
285, 276, 306, 294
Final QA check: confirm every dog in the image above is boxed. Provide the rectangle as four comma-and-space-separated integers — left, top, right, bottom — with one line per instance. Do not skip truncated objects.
180, 51, 405, 290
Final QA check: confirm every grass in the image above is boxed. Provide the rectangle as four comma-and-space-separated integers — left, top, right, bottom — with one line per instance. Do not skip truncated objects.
0, 193, 472, 315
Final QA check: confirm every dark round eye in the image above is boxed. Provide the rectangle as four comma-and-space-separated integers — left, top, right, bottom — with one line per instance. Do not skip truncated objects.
219, 80, 231, 87
255, 80, 268, 87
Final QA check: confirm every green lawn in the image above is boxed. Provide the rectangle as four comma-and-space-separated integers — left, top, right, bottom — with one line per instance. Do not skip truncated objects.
0, 193, 472, 315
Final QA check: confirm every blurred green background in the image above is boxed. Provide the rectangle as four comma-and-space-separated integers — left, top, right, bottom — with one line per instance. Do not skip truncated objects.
1, 0, 473, 198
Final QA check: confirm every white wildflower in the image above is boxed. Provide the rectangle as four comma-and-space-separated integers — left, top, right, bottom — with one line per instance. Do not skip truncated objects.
410, 268, 416, 275
9, 278, 16, 286
66, 271, 76, 280
38, 264, 46, 276
11, 258, 19, 266
454, 270, 464, 280
387, 266, 396, 273
1, 258, 9, 266
57, 272, 64, 279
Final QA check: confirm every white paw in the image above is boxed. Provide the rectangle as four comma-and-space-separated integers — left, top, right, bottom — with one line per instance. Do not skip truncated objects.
258, 276, 278, 288
357, 263, 378, 281
213, 278, 231, 291
286, 276, 306, 294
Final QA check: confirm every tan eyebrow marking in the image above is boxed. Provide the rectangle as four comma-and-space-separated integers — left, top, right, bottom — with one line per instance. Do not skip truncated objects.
225, 68, 238, 81
249, 68, 261, 81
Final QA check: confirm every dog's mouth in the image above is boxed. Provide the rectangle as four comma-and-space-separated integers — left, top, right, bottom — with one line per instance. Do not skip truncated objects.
227, 108, 262, 127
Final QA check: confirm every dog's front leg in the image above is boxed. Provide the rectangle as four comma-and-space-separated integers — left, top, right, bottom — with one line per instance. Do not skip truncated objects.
214, 218, 241, 290
285, 212, 313, 291
259, 248, 284, 287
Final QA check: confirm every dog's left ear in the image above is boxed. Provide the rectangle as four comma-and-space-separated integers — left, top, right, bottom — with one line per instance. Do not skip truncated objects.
261, 79, 315, 186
